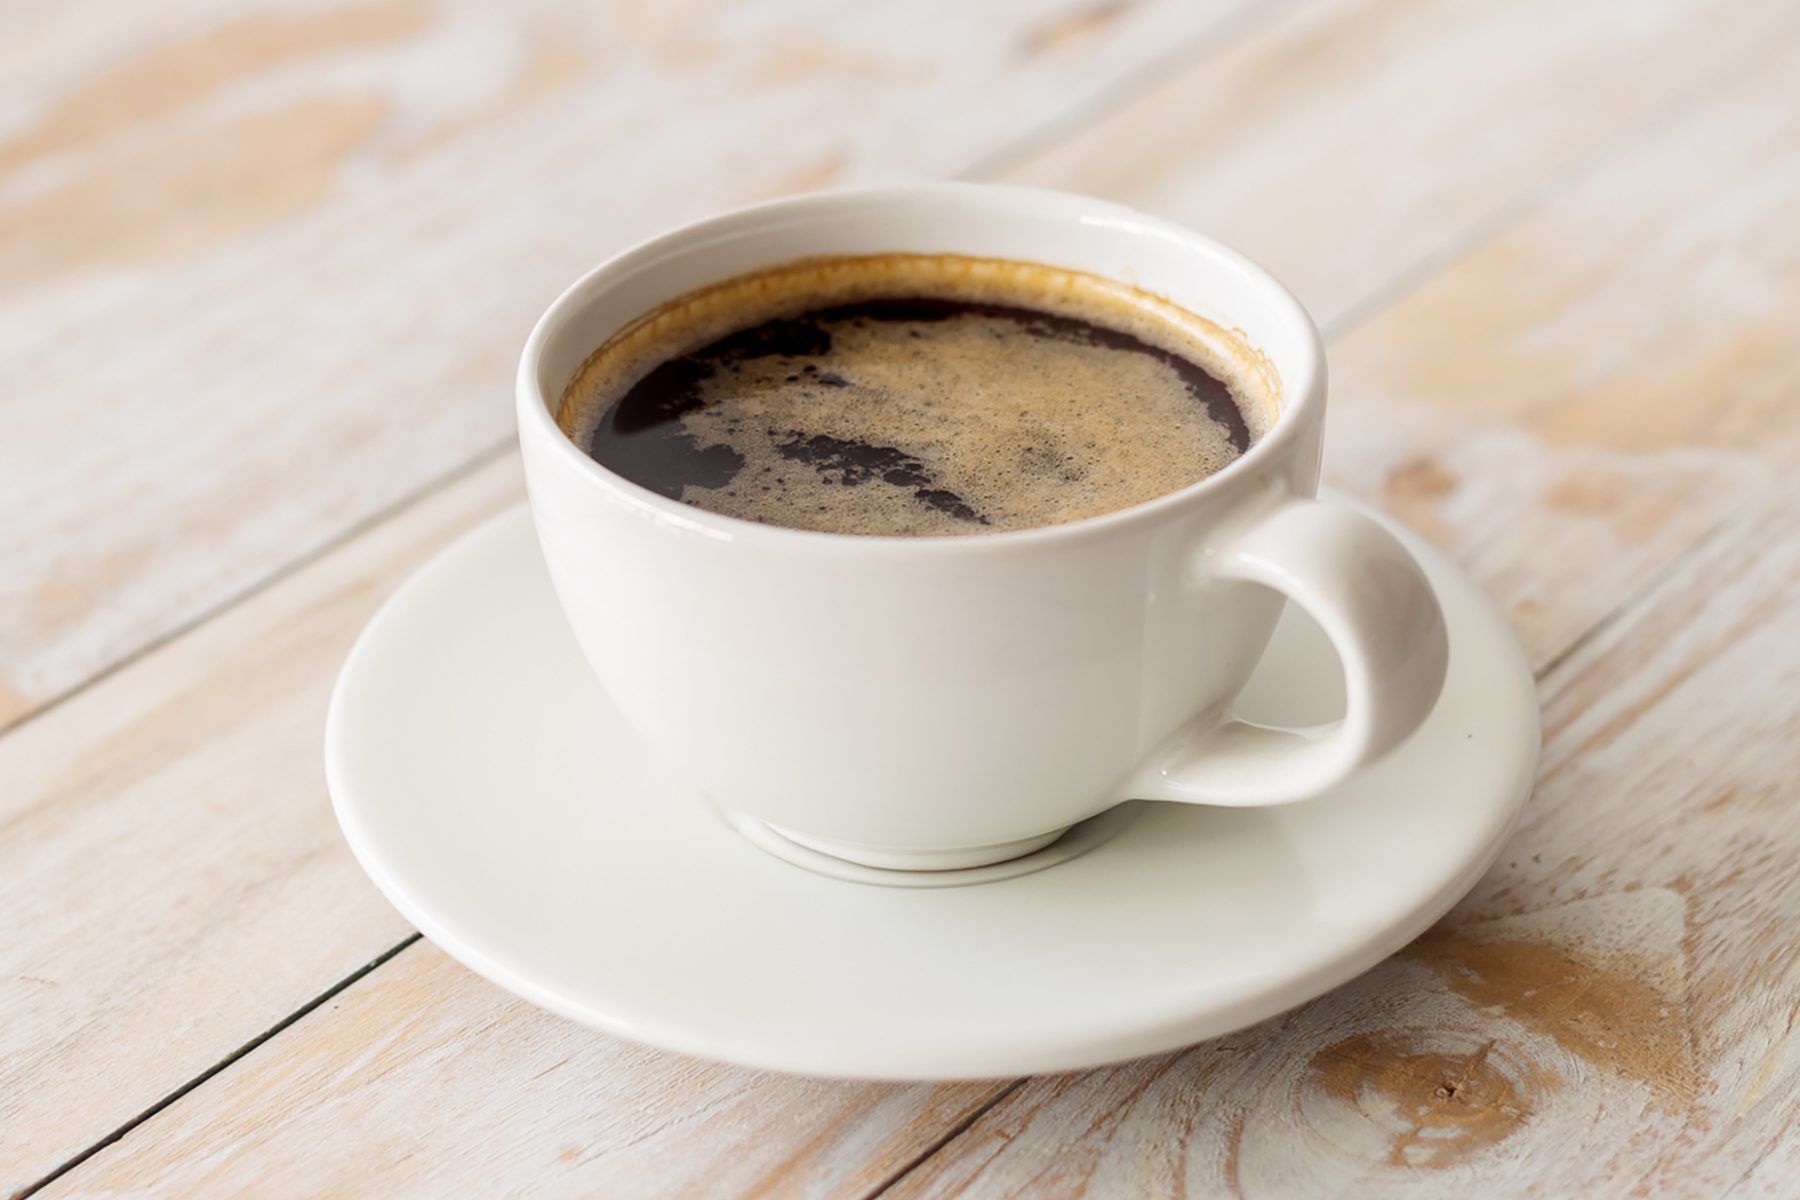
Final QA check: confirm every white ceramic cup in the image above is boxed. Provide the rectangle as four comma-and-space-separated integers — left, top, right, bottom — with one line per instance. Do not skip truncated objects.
518, 183, 1448, 871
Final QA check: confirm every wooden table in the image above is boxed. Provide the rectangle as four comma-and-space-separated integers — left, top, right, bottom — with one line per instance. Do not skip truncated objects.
5, 1, 1797, 1195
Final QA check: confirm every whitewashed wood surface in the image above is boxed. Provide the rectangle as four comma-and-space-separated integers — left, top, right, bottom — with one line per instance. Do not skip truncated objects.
4, 0, 1797, 1196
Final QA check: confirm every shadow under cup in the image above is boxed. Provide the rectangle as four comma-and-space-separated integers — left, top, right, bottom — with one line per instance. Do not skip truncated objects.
516, 184, 1328, 876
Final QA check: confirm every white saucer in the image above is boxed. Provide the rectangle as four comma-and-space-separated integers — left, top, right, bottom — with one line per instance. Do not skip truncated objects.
327, 501, 1538, 1079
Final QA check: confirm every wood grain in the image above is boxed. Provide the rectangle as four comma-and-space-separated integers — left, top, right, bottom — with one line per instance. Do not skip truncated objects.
1008, 0, 1799, 669
0, 0, 1277, 728
4, 0, 1786, 731
866, 29, 1800, 1193
880, 484, 1800, 1198
1317, 14, 1800, 665
34, 941, 1007, 1200
7, 0, 1800, 1195
0, 457, 516, 1190
1, 3, 1284, 1187
1002, 0, 1792, 331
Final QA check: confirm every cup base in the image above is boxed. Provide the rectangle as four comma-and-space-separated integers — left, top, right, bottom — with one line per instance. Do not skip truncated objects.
724, 803, 1147, 889
774, 825, 1066, 871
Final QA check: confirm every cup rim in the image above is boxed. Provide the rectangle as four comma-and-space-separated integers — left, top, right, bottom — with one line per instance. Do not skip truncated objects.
516, 182, 1325, 554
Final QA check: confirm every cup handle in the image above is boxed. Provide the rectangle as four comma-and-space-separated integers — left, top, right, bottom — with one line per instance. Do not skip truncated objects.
1126, 495, 1448, 807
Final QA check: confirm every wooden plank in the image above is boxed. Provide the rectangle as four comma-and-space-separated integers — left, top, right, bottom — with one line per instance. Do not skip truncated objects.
0, 457, 1007, 1200
3, 0, 1787, 731
1001, 0, 1792, 330
0, 449, 1015, 1200
1005, 0, 1799, 671
0, 458, 517, 1189
1314, 14, 1800, 665
2, 2, 1299, 1184
0, 454, 1000, 1199
11, 0, 1800, 1194
33, 942, 1005, 1200
0, 0, 1278, 728
866, 27, 1800, 1193
879, 484, 1800, 1198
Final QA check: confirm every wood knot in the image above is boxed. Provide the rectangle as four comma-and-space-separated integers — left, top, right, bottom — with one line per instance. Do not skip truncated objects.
1405, 930, 1696, 1105
1301, 1031, 1540, 1169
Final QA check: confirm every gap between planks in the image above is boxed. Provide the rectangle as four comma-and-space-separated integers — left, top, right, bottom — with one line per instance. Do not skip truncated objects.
843, 483, 1784, 1200
8, 936, 422, 1200
0, 0, 1302, 745
0, 444, 512, 744
13, 0, 1794, 1190
861, 1080, 1032, 1200
13, 477, 1775, 1200
11, 415, 1778, 1200
16, 0, 1781, 748
0, 6, 1303, 1194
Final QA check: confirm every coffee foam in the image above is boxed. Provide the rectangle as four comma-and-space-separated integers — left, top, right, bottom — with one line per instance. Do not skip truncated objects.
558, 254, 1282, 536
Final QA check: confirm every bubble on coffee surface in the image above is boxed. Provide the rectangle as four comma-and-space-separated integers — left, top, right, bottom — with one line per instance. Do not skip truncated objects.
557, 254, 1279, 536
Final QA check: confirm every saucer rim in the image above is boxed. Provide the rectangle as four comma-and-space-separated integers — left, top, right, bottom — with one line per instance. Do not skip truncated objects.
326, 498, 1539, 1079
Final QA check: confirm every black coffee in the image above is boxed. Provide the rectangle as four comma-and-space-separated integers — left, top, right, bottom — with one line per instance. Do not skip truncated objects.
556, 254, 1276, 536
